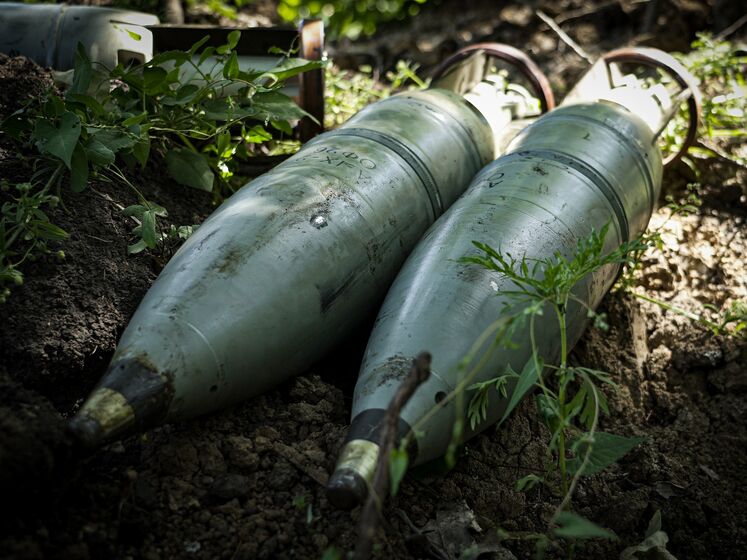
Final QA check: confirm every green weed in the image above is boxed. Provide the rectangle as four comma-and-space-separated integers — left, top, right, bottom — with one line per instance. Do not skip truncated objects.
393, 225, 651, 557
0, 32, 322, 298
456, 225, 648, 556
661, 34, 747, 166
0, 173, 68, 303
324, 60, 427, 129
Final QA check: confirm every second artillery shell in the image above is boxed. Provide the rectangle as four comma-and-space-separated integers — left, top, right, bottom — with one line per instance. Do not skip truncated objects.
68, 49, 555, 445
328, 51, 700, 506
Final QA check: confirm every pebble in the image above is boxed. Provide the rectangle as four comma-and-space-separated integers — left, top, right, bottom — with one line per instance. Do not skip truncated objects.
209, 473, 250, 501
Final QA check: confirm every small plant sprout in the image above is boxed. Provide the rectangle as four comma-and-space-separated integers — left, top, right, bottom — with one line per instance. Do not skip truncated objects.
445, 224, 648, 556
0, 169, 68, 300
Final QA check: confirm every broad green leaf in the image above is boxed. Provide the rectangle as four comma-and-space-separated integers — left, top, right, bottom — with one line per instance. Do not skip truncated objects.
66, 93, 105, 117
389, 447, 409, 497
215, 131, 232, 157
271, 120, 293, 135
223, 51, 239, 80
266, 58, 324, 82
188, 35, 211, 56
69, 43, 93, 96
92, 129, 137, 153
165, 148, 214, 191
150, 50, 190, 67
198, 46, 216, 66
143, 66, 168, 93
567, 432, 644, 476
122, 204, 146, 218
227, 30, 240, 50
251, 91, 314, 122
1, 110, 32, 139
122, 112, 148, 126
33, 221, 68, 240
43, 95, 66, 118
141, 210, 157, 248
498, 357, 542, 425
70, 145, 89, 192
33, 112, 81, 168
133, 133, 150, 168
84, 138, 115, 166
553, 512, 615, 540
145, 201, 168, 217
245, 125, 272, 143
202, 98, 257, 121
162, 84, 200, 106
127, 239, 148, 254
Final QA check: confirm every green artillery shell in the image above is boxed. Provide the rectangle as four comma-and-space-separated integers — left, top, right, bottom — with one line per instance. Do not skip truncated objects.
69, 48, 553, 446
328, 48, 700, 508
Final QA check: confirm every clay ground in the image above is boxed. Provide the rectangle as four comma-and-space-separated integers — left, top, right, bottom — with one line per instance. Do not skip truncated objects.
1, 1, 746, 559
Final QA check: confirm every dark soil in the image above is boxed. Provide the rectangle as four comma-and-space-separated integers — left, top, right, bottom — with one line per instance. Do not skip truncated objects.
1, 1, 747, 559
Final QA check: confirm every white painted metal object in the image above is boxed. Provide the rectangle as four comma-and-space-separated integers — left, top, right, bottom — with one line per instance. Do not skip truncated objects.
327, 48, 701, 509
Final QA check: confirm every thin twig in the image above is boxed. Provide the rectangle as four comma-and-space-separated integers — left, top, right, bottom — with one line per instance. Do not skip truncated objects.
555, 0, 618, 24
536, 10, 594, 65
715, 13, 747, 41
354, 352, 432, 560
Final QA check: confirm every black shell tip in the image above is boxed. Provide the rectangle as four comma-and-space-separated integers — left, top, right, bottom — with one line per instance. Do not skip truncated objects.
326, 469, 368, 511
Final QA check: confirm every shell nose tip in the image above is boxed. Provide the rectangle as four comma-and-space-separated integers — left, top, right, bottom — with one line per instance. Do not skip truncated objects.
326, 470, 368, 510
67, 415, 104, 448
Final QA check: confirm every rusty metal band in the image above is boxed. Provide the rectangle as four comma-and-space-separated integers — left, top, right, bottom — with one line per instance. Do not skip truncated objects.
602, 47, 702, 166
431, 42, 556, 113
505, 149, 630, 243
323, 128, 444, 219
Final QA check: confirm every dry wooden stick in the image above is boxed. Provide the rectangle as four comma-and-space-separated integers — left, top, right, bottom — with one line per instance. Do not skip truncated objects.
715, 13, 747, 41
536, 10, 594, 65
353, 352, 432, 560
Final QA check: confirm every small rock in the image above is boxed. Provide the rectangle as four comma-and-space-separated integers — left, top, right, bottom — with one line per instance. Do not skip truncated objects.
312, 533, 328, 549
226, 436, 260, 471
184, 541, 201, 554
699, 464, 720, 481
157, 441, 199, 477
209, 473, 250, 501
134, 475, 159, 509
499, 5, 532, 26
198, 442, 226, 477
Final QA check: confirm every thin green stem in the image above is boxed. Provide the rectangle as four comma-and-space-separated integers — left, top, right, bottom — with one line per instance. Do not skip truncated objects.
402, 315, 511, 449
554, 301, 570, 501
634, 291, 721, 332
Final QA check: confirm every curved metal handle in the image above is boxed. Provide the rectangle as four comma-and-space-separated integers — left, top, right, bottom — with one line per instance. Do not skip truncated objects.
601, 47, 702, 166
431, 43, 556, 113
